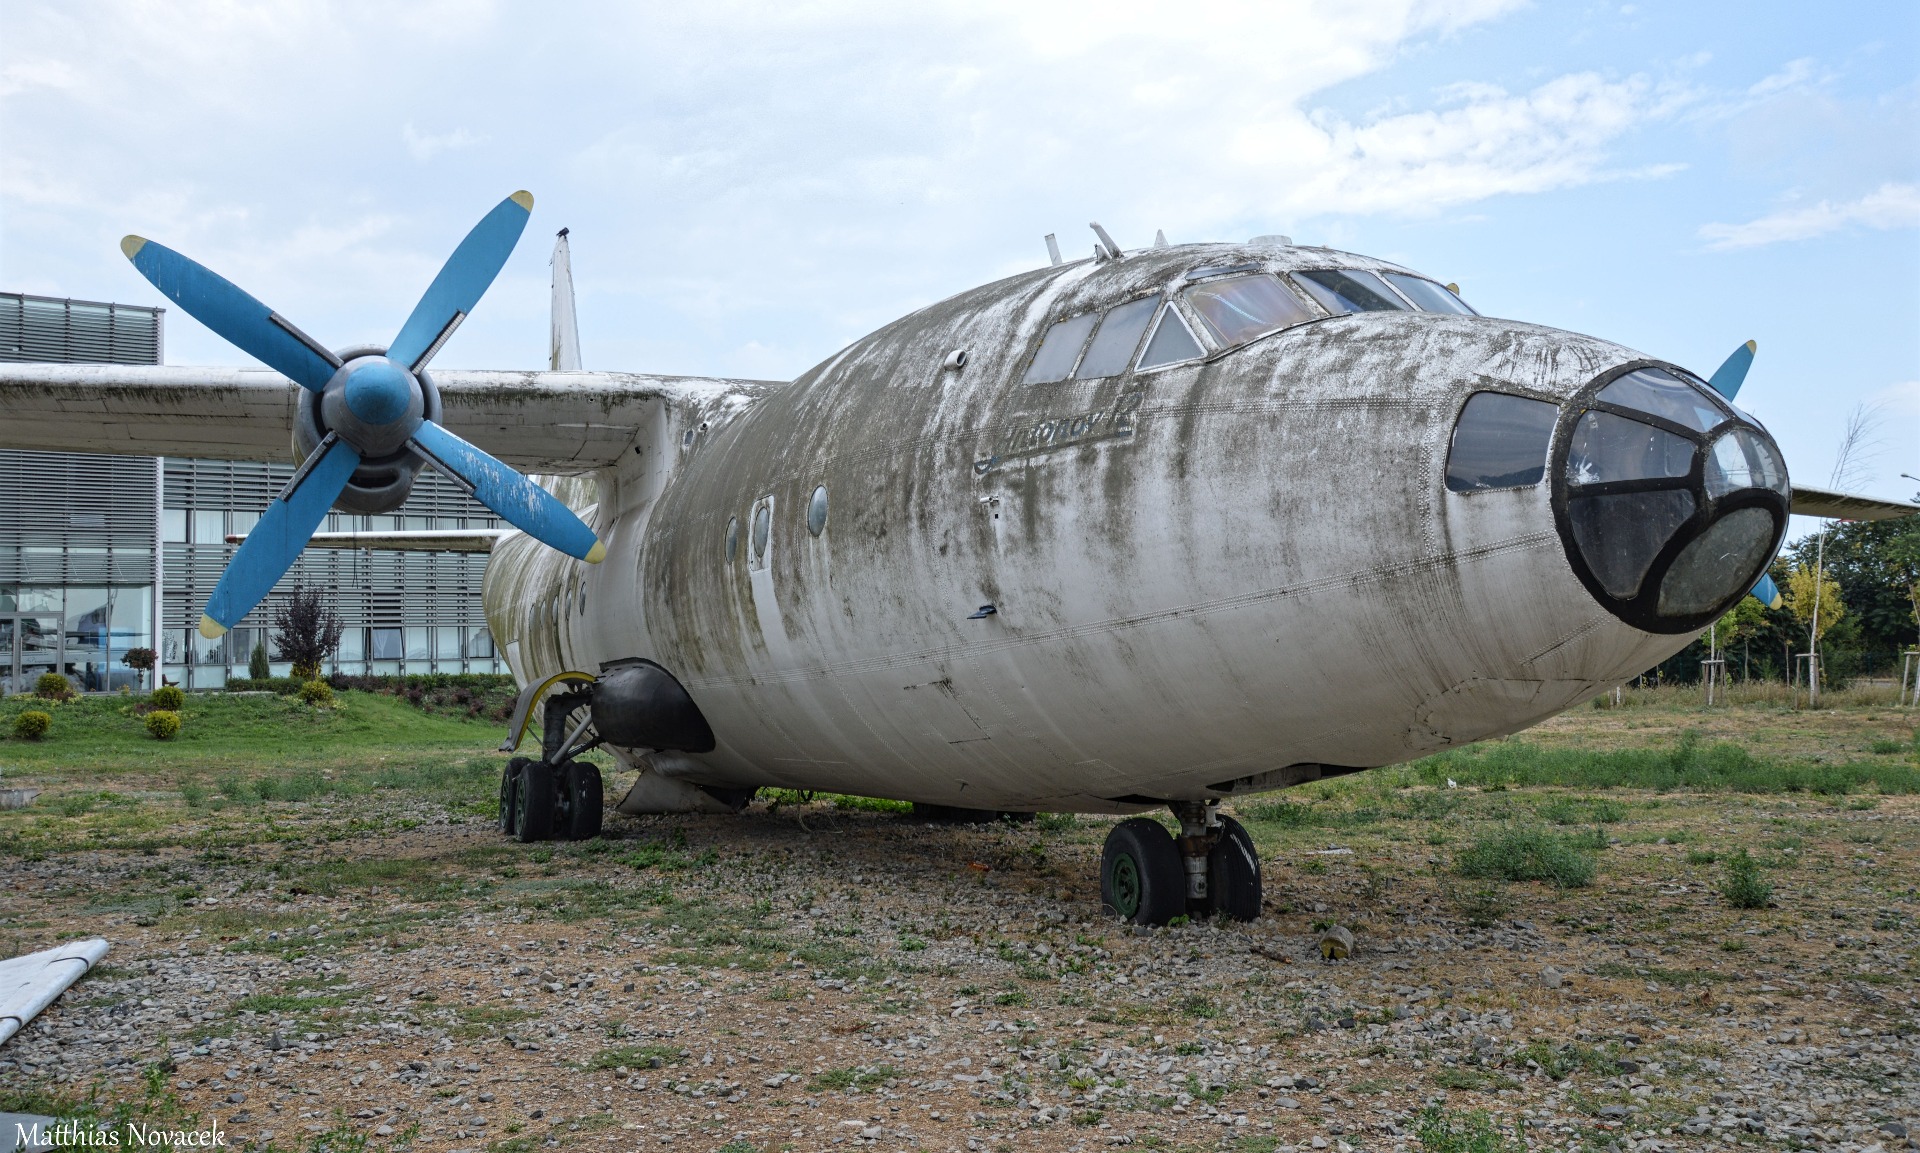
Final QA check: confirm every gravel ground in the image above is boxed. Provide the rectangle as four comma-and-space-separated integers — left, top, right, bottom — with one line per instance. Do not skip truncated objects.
2, 790, 1916, 1153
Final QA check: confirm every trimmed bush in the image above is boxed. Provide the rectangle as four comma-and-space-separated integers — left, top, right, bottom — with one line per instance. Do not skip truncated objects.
1720, 848, 1773, 909
223, 677, 304, 695
144, 710, 181, 740
298, 679, 336, 707
13, 710, 52, 740
151, 685, 185, 710
34, 672, 73, 700
249, 642, 271, 680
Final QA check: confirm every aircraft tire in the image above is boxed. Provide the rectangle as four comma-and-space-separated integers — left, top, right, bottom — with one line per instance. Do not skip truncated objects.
515, 760, 557, 843
1101, 818, 1185, 926
1207, 815, 1262, 922
500, 757, 533, 834
559, 760, 604, 841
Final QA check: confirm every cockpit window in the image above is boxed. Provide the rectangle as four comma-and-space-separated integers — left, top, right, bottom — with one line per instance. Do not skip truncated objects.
1183, 274, 1315, 345
1075, 295, 1161, 379
1381, 272, 1477, 316
1565, 411, 1694, 486
1292, 269, 1409, 315
1137, 306, 1203, 368
1595, 368, 1728, 433
1445, 392, 1559, 492
1022, 312, 1099, 384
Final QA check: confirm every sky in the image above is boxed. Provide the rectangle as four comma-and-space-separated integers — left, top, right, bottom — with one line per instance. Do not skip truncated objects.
2, 0, 1916, 529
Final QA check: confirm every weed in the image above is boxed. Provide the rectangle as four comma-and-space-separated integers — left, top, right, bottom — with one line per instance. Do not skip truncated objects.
1720, 848, 1773, 910
588, 1044, 682, 1069
1454, 827, 1597, 887
809, 1065, 895, 1092
1035, 812, 1077, 831
1237, 800, 1316, 826
1686, 849, 1718, 865
1416, 1106, 1525, 1153
1514, 1040, 1615, 1080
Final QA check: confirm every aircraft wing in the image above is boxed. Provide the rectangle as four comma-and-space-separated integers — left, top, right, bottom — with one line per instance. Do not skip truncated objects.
1789, 485, 1920, 521
0, 363, 781, 472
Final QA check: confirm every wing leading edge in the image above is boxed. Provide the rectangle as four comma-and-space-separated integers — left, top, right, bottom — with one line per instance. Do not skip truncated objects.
0, 364, 780, 473
1789, 485, 1920, 522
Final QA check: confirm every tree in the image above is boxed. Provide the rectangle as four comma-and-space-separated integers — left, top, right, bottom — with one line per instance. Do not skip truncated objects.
1813, 516, 1920, 653
1783, 561, 1846, 647
249, 641, 270, 680
271, 585, 343, 681
121, 647, 156, 691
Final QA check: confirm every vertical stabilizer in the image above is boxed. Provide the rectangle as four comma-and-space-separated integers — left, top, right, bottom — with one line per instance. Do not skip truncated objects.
550, 228, 583, 371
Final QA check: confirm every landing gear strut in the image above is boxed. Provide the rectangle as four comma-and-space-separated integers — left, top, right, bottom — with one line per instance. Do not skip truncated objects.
1099, 800, 1262, 926
498, 686, 605, 843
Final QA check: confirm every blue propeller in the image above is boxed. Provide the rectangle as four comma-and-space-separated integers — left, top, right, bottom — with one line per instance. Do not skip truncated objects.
123, 191, 605, 641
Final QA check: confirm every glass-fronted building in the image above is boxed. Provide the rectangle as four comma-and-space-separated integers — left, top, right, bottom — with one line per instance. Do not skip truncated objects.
1, 290, 505, 692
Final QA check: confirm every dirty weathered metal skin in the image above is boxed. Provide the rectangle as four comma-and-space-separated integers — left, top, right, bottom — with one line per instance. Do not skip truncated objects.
494, 244, 1702, 811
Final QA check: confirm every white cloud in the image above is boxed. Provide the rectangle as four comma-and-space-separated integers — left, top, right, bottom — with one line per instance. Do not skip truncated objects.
1699, 183, 1920, 250
403, 124, 486, 163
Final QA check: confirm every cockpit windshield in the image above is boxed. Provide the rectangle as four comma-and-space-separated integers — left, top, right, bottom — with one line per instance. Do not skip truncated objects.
1183, 274, 1315, 345
1292, 269, 1408, 315
1596, 368, 1729, 433
1381, 272, 1477, 315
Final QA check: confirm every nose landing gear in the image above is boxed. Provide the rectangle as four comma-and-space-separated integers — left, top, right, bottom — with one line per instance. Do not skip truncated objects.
1099, 801, 1262, 925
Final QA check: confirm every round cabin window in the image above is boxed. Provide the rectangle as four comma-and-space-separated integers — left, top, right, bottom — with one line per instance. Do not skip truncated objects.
807, 486, 829, 536
751, 505, 771, 559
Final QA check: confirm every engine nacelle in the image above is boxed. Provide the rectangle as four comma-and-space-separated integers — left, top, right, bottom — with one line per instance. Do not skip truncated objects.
292, 344, 443, 514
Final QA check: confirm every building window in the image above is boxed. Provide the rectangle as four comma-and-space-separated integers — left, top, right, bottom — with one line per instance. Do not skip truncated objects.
370, 628, 403, 660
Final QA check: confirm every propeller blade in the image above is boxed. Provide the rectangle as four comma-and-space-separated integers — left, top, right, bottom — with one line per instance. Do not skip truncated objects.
1749, 572, 1783, 610
199, 436, 362, 638
121, 237, 341, 392
389, 191, 535, 372
1706, 339, 1756, 400
408, 421, 604, 562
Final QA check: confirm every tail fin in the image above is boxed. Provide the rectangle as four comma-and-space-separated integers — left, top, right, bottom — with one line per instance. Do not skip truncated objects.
550, 228, 583, 371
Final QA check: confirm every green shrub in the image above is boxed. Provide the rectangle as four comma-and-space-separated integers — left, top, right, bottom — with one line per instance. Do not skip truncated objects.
144, 710, 181, 740
1454, 827, 1597, 888
1720, 848, 1772, 909
1416, 1106, 1524, 1153
34, 672, 73, 700
248, 641, 271, 680
13, 710, 52, 740
150, 684, 185, 710
223, 676, 303, 695
298, 679, 336, 707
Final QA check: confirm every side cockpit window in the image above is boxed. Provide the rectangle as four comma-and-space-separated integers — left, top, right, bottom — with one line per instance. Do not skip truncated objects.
1183, 274, 1315, 345
1446, 392, 1559, 492
1075, 295, 1161, 378
1021, 312, 1100, 384
1138, 307, 1203, 368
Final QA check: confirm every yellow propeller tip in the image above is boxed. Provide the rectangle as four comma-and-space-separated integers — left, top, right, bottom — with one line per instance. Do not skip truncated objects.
584, 540, 607, 564
1445, 282, 1460, 295
198, 614, 228, 640
1745, 339, 1757, 353
121, 235, 147, 259
509, 190, 534, 210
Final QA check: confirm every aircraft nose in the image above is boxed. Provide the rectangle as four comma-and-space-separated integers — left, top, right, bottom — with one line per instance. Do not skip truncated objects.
1551, 363, 1790, 634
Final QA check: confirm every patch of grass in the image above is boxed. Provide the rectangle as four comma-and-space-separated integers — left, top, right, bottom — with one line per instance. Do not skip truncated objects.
1177, 994, 1219, 1019
1538, 797, 1627, 825
1416, 1106, 1525, 1153
808, 1065, 895, 1092
1454, 827, 1597, 887
588, 1044, 682, 1069
1413, 730, 1920, 795
1514, 1040, 1615, 1080
1720, 848, 1773, 910
1236, 800, 1317, 827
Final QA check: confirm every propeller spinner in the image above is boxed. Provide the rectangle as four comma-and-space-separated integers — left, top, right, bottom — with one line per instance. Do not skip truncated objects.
122, 191, 604, 641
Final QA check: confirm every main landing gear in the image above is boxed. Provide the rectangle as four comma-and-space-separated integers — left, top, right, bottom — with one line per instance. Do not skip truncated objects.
499, 683, 605, 843
1099, 800, 1260, 926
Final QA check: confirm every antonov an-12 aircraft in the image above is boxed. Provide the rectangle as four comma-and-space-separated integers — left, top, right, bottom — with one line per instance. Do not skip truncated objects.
3, 193, 1913, 925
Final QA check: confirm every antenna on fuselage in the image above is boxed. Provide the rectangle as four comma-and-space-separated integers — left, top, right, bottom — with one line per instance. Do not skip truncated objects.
1090, 222, 1122, 261
550, 228, 583, 371
1044, 233, 1063, 267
